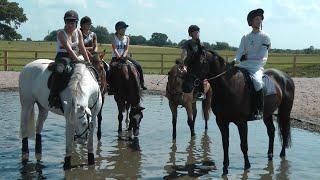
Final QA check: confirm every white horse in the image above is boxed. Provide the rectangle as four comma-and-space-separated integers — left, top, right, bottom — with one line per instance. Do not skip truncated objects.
19, 59, 102, 170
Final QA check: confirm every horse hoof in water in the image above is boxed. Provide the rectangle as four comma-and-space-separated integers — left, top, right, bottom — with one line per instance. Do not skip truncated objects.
21, 153, 29, 161
63, 156, 71, 170
222, 168, 228, 176
88, 153, 95, 165
35, 153, 42, 161
268, 153, 273, 161
133, 129, 139, 137
244, 162, 251, 170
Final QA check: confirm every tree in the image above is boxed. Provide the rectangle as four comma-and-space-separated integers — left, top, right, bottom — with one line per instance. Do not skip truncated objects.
148, 32, 168, 46
0, 0, 27, 40
92, 25, 112, 44
130, 35, 147, 45
213, 41, 230, 50
26, 37, 32, 41
44, 30, 58, 41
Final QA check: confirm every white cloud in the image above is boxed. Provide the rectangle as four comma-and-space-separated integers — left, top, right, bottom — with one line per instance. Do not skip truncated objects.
95, 0, 113, 9
34, 0, 88, 9
135, 0, 156, 8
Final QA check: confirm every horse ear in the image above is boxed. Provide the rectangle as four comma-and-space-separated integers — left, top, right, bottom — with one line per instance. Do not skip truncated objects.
85, 106, 92, 117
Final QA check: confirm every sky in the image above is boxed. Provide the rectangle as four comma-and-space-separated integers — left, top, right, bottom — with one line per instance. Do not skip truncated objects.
12, 0, 320, 49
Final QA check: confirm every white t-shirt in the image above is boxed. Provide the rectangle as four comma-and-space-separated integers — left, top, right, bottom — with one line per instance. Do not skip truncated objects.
234, 30, 271, 65
56, 29, 79, 53
112, 35, 128, 57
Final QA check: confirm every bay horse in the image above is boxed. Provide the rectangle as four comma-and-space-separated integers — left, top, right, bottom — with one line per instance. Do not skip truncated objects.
109, 59, 145, 136
166, 60, 212, 139
19, 59, 102, 170
205, 51, 294, 175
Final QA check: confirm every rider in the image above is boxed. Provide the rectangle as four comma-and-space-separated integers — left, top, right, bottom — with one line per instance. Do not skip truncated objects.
48, 10, 90, 108
181, 25, 206, 98
233, 8, 271, 119
110, 21, 147, 90
80, 16, 98, 59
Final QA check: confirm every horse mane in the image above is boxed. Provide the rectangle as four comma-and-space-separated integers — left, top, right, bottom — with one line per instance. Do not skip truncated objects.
68, 63, 88, 106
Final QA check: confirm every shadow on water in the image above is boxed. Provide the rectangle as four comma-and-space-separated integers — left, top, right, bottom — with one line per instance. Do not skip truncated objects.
163, 131, 217, 179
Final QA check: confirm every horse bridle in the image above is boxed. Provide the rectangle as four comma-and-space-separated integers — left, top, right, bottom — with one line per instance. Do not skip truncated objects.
74, 112, 90, 140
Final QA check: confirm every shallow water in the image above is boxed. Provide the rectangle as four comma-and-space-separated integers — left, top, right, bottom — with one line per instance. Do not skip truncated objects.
0, 92, 319, 179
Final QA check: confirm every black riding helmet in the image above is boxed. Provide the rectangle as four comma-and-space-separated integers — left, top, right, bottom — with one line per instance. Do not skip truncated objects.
80, 16, 92, 26
64, 10, 79, 21
115, 21, 129, 31
247, 8, 264, 26
188, 25, 200, 36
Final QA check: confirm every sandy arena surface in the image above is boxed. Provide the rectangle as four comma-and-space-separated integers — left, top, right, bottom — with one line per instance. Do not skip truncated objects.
1, 71, 319, 132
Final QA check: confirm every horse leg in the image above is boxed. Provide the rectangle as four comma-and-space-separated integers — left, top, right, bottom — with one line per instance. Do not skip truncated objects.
97, 96, 104, 140
277, 100, 293, 158
216, 117, 230, 176
35, 103, 48, 161
192, 102, 197, 128
64, 122, 74, 170
236, 121, 251, 171
169, 101, 178, 139
125, 103, 130, 128
88, 116, 96, 166
116, 100, 125, 133
263, 115, 275, 160
20, 99, 35, 162
185, 103, 195, 137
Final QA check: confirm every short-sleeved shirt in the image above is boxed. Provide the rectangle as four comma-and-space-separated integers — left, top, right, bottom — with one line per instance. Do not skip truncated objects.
112, 35, 128, 58
83, 31, 96, 48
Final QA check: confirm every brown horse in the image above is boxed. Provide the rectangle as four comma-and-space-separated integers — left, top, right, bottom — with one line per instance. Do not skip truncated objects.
109, 59, 145, 136
205, 50, 294, 176
90, 53, 108, 140
166, 60, 212, 139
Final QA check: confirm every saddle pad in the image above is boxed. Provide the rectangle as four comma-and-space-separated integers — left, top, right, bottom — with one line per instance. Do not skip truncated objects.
262, 75, 276, 96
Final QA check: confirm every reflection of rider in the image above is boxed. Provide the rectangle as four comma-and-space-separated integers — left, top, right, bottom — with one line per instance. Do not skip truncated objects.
233, 8, 271, 119
48, 10, 90, 109
109, 21, 147, 93
181, 25, 206, 98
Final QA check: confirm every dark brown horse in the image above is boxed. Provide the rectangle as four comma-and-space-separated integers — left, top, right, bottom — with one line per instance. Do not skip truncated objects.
205, 51, 294, 176
166, 60, 212, 139
109, 59, 145, 136
90, 53, 108, 140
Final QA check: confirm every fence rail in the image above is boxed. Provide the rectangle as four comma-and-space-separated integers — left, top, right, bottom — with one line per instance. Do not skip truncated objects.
1, 50, 320, 76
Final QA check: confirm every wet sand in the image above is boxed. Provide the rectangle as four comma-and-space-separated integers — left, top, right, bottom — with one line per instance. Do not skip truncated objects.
1, 71, 320, 132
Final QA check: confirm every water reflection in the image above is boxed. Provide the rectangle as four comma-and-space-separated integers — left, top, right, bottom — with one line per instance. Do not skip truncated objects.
20, 161, 46, 180
164, 131, 217, 179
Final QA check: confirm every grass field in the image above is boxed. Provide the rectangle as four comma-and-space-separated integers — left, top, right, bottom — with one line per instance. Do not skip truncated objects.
1, 40, 320, 77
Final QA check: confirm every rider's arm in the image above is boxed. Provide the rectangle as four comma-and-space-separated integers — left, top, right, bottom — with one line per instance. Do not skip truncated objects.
122, 36, 129, 58
181, 48, 188, 63
234, 35, 246, 62
57, 31, 79, 62
92, 33, 98, 52
256, 35, 271, 62
112, 41, 121, 59
77, 29, 90, 62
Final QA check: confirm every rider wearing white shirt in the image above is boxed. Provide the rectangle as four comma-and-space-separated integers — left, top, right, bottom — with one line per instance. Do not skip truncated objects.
233, 8, 271, 118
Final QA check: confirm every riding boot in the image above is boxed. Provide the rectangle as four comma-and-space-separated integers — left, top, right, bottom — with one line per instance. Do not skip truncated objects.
255, 89, 264, 119
48, 73, 62, 109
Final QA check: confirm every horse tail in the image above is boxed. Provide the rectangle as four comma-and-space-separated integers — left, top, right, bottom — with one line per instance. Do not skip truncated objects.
19, 89, 36, 138
266, 68, 294, 148
202, 87, 212, 121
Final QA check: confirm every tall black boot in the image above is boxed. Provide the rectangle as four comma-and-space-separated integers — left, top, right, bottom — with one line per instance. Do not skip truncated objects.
256, 89, 264, 119
48, 73, 62, 109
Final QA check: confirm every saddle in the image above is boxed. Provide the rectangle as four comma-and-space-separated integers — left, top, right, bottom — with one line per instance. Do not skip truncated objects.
236, 67, 277, 120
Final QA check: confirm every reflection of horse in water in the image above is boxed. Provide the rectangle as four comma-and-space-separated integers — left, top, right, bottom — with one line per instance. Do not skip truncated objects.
164, 131, 217, 179
109, 60, 145, 137
166, 60, 212, 139
205, 50, 294, 175
19, 59, 102, 170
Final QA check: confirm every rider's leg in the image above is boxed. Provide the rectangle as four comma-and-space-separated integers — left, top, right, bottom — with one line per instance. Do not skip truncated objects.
252, 69, 264, 119
128, 59, 147, 90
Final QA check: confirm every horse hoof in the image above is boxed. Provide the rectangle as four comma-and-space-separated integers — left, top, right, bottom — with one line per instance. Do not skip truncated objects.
97, 133, 101, 141
21, 153, 29, 161
88, 153, 95, 165
268, 153, 273, 161
191, 132, 195, 137
133, 129, 139, 137
244, 162, 251, 170
222, 168, 228, 176
280, 151, 286, 157
35, 153, 42, 161
63, 156, 71, 170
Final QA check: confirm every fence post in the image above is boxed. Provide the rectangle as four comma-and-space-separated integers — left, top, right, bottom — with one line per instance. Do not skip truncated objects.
160, 54, 164, 74
225, 55, 229, 62
4, 50, 8, 71
293, 55, 296, 77
35, 51, 38, 59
